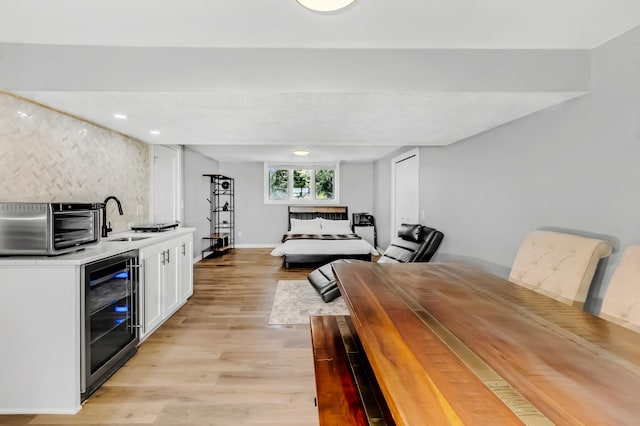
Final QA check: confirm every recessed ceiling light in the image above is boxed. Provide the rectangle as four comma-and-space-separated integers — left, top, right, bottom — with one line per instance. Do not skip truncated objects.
293, 149, 310, 156
16, 110, 29, 118
296, 0, 357, 12
113, 113, 127, 119
149, 130, 161, 135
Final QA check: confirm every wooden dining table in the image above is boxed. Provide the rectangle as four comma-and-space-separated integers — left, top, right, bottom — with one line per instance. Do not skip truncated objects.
330, 261, 640, 425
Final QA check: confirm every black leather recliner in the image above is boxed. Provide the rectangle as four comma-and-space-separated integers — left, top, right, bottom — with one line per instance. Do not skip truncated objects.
307, 223, 444, 302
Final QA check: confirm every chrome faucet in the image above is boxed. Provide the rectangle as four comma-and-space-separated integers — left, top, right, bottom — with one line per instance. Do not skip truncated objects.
102, 196, 124, 237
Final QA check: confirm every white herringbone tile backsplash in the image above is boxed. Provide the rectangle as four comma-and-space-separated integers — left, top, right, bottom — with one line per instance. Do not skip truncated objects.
0, 92, 150, 233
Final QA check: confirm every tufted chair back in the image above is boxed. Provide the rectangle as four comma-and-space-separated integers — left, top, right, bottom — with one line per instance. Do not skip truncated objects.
509, 230, 612, 306
378, 223, 444, 264
600, 245, 640, 332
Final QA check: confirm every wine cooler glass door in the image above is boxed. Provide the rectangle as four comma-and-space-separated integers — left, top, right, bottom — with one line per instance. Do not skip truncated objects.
81, 250, 139, 400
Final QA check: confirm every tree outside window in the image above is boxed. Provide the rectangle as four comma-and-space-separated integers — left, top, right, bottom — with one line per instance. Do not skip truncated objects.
265, 163, 339, 204
269, 169, 288, 200
293, 169, 311, 199
315, 169, 334, 200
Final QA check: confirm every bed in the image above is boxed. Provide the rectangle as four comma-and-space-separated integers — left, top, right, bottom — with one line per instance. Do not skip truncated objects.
271, 206, 378, 269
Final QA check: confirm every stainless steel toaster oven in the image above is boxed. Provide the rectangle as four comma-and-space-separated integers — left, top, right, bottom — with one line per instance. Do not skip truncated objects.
0, 202, 103, 255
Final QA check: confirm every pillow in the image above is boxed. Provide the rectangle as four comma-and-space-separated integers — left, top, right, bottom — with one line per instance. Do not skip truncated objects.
397, 223, 423, 243
290, 218, 322, 234
319, 218, 353, 235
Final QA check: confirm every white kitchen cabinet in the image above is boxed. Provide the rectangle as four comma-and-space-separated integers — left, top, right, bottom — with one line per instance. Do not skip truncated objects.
179, 233, 194, 300
139, 234, 190, 342
140, 242, 164, 339
163, 240, 181, 316
0, 228, 195, 414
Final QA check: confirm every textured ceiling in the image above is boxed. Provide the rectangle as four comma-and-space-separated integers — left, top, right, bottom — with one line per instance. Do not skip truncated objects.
2, 1, 640, 162
12, 91, 584, 162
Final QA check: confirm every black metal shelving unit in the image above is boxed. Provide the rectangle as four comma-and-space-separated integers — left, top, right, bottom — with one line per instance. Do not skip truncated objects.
202, 174, 235, 259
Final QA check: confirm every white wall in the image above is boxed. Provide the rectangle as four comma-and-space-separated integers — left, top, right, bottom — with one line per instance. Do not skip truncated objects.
339, 162, 374, 218
183, 147, 219, 260
216, 161, 375, 246
372, 26, 640, 314
373, 147, 410, 250
219, 162, 287, 246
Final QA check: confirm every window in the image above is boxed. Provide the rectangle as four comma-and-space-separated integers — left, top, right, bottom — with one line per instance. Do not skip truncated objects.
315, 168, 335, 200
293, 169, 311, 199
269, 169, 288, 200
264, 163, 339, 204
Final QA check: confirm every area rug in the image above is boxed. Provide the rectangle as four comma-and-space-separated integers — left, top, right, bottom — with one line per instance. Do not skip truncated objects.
268, 280, 349, 325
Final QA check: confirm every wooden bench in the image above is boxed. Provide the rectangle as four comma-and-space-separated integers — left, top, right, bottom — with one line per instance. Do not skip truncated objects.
309, 315, 393, 426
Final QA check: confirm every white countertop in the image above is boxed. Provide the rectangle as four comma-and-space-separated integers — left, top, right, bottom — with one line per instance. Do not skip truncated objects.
0, 227, 196, 266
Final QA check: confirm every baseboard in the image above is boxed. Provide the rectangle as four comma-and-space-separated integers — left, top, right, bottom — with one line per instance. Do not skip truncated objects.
235, 243, 279, 248
191, 245, 277, 262
0, 406, 81, 415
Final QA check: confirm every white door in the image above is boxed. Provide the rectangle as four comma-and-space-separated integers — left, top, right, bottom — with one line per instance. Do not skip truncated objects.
392, 149, 419, 236
152, 145, 181, 224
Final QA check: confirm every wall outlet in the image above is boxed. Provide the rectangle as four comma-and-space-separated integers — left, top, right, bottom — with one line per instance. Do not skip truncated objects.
421, 210, 425, 219
238, 231, 243, 238
136, 204, 143, 216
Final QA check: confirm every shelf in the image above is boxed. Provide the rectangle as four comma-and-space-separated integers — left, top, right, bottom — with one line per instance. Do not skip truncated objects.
203, 233, 230, 239
203, 173, 233, 179
89, 286, 130, 315
88, 267, 129, 288
91, 313, 131, 344
202, 174, 234, 258
202, 244, 231, 259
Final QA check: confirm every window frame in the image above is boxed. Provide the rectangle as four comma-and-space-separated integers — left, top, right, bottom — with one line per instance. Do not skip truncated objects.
263, 162, 340, 205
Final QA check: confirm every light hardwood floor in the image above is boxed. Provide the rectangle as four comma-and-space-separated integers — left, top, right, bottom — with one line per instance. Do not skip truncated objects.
1, 248, 320, 425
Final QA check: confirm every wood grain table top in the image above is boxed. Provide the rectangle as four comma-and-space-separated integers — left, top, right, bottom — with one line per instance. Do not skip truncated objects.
332, 262, 640, 426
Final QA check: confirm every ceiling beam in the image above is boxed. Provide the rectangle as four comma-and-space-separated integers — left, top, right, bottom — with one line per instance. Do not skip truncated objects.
0, 44, 590, 92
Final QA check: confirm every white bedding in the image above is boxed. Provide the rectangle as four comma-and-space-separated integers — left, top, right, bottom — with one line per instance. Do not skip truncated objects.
270, 238, 378, 256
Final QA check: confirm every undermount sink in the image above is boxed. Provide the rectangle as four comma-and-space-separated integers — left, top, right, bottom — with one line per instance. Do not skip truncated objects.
107, 236, 150, 242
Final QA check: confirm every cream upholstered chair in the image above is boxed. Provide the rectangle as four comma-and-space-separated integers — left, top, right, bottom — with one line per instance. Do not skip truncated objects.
600, 245, 640, 332
509, 230, 612, 306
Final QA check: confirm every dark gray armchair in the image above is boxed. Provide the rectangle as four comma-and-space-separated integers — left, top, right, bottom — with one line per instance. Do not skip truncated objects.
307, 223, 444, 302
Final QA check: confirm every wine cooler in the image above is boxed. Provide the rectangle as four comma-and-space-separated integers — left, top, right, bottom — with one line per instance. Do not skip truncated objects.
80, 250, 139, 401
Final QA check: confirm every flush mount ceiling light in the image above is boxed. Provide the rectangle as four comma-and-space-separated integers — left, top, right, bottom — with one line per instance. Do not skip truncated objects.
113, 113, 127, 120
296, 0, 357, 12
293, 149, 310, 156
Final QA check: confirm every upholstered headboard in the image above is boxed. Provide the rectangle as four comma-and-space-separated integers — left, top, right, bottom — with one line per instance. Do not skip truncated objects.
509, 230, 612, 306
287, 206, 348, 231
